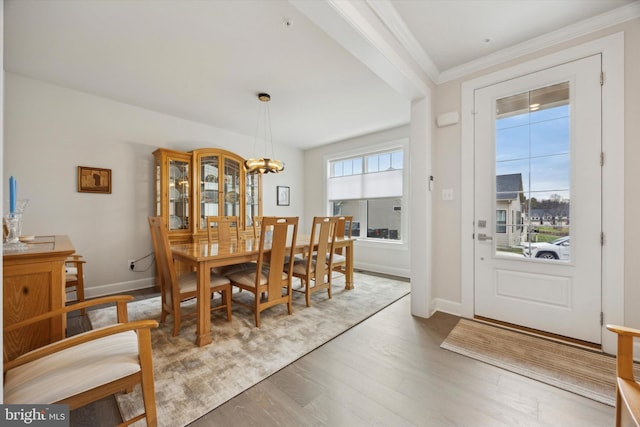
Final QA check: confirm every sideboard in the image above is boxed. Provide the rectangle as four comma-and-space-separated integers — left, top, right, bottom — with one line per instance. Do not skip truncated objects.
3, 235, 75, 361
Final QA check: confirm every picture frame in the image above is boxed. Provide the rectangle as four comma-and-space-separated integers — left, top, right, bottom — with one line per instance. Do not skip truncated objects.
77, 166, 112, 194
277, 186, 290, 206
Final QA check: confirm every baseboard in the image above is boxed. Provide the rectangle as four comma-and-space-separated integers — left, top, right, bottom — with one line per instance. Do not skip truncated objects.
355, 262, 410, 279
430, 298, 463, 318
85, 277, 156, 299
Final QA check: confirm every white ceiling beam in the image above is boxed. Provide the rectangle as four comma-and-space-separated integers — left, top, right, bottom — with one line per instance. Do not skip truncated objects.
289, 0, 432, 101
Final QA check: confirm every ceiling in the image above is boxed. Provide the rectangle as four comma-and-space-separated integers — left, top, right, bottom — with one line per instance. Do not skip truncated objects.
4, 0, 638, 149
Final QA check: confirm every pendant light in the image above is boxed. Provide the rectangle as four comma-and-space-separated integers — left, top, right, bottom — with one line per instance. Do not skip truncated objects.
244, 92, 284, 174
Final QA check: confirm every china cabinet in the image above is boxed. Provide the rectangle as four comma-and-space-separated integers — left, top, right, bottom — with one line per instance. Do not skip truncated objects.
153, 148, 262, 243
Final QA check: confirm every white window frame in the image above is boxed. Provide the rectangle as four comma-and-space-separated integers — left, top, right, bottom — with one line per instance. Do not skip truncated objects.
325, 138, 409, 247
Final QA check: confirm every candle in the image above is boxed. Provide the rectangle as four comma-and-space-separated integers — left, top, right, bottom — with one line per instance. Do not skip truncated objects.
9, 176, 16, 214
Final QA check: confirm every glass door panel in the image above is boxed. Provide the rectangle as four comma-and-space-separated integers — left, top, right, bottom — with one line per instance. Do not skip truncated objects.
223, 158, 241, 217
199, 155, 219, 231
245, 173, 260, 227
168, 159, 189, 230
495, 81, 571, 260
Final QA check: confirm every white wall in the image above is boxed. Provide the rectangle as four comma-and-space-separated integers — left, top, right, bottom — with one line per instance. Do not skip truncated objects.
304, 125, 411, 278
3, 73, 304, 296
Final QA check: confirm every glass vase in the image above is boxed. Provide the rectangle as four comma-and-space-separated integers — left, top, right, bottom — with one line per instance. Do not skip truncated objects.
3, 199, 30, 252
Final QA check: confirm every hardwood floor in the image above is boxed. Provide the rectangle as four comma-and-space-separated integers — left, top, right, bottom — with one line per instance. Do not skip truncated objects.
68, 289, 614, 427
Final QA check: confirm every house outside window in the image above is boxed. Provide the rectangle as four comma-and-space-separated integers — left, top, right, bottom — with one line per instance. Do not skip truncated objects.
327, 146, 405, 241
496, 209, 507, 233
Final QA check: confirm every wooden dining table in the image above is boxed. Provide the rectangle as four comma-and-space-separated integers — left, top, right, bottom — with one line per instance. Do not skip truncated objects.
170, 235, 355, 346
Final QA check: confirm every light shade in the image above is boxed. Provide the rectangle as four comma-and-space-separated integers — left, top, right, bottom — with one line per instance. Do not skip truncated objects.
244, 158, 284, 174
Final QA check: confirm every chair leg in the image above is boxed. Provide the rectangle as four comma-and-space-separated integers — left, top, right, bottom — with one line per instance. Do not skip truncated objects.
138, 328, 158, 427
76, 284, 86, 316
224, 287, 232, 321
172, 312, 181, 337
305, 280, 311, 307
615, 388, 622, 427
254, 293, 261, 327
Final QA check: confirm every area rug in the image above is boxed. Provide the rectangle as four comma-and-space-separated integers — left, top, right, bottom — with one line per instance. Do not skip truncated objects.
89, 272, 410, 426
441, 318, 640, 406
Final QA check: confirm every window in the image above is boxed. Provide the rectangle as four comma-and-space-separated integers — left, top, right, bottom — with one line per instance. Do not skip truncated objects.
328, 147, 404, 241
496, 210, 507, 233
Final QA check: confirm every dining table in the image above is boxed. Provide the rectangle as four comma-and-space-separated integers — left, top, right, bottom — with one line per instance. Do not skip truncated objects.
170, 235, 355, 347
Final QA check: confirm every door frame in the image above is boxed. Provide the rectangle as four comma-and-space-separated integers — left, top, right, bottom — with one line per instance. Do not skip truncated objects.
460, 32, 624, 355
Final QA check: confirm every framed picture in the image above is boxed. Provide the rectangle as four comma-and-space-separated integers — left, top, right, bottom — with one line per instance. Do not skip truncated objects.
277, 186, 290, 206
77, 166, 112, 194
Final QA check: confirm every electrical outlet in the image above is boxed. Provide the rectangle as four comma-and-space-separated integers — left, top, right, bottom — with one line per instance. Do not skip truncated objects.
128, 259, 135, 271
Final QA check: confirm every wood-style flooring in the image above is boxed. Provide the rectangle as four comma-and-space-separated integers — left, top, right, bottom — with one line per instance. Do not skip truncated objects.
68, 288, 614, 427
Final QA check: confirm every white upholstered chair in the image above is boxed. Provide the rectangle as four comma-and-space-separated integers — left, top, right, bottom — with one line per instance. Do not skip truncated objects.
3, 295, 158, 427
607, 324, 640, 427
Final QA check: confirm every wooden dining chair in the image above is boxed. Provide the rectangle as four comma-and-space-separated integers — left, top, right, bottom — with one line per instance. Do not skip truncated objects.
606, 324, 640, 427
227, 216, 298, 327
148, 216, 232, 337
206, 215, 241, 244
290, 216, 338, 307
206, 215, 254, 275
331, 215, 353, 279
65, 254, 87, 315
3, 295, 159, 427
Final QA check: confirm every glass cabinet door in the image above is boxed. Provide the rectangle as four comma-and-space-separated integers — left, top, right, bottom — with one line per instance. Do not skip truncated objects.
246, 173, 260, 227
223, 158, 241, 217
168, 159, 189, 230
199, 154, 219, 231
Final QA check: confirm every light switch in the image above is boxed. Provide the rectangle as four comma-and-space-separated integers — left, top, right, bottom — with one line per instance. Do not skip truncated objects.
442, 189, 454, 201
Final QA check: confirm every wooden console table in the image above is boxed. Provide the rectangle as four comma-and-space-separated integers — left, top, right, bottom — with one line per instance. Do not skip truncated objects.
3, 235, 75, 361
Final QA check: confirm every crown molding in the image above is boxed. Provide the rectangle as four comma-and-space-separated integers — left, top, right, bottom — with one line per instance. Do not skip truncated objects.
365, 0, 440, 83
438, 1, 640, 83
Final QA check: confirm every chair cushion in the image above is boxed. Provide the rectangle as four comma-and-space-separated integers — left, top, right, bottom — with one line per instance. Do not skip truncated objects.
4, 330, 140, 404
228, 268, 287, 289
177, 271, 230, 294
331, 253, 346, 264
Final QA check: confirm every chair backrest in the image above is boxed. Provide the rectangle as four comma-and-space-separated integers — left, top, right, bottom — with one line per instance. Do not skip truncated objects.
206, 216, 240, 244
334, 215, 353, 238
308, 216, 338, 278
148, 216, 179, 308
256, 217, 298, 298
252, 216, 263, 239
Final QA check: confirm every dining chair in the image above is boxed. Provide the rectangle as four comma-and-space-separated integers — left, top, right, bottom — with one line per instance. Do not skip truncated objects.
290, 216, 338, 307
148, 216, 232, 337
606, 324, 640, 427
206, 215, 241, 244
226, 216, 298, 327
206, 215, 254, 275
331, 215, 353, 279
65, 254, 86, 315
3, 295, 159, 427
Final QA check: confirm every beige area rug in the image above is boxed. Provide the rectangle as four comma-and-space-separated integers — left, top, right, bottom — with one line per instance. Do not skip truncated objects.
441, 318, 640, 406
89, 272, 410, 426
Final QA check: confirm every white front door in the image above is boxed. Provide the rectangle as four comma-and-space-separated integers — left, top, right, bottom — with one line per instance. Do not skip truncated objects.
474, 54, 602, 344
